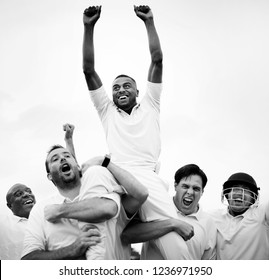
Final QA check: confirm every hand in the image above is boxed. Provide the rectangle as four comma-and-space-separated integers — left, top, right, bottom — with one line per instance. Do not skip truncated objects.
134, 5, 153, 22
44, 204, 62, 223
69, 224, 101, 258
63, 123, 74, 141
83, 6, 101, 25
172, 219, 194, 241
81, 156, 104, 174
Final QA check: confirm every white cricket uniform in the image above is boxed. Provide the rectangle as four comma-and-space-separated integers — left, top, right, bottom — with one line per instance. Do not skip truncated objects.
209, 202, 269, 259
89, 82, 191, 259
141, 202, 217, 260
22, 166, 121, 259
0, 213, 28, 259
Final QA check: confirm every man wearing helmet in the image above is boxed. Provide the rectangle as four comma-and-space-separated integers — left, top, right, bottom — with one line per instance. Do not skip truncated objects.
210, 172, 269, 259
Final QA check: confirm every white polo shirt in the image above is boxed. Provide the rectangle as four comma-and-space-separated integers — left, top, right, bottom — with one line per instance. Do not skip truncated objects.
89, 82, 162, 170
141, 201, 217, 260
90, 83, 180, 222
0, 213, 28, 259
22, 166, 121, 259
209, 202, 269, 259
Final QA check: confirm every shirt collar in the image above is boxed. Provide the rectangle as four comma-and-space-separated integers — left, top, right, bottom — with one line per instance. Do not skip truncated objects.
172, 197, 202, 220
12, 214, 28, 223
116, 103, 140, 114
55, 192, 79, 204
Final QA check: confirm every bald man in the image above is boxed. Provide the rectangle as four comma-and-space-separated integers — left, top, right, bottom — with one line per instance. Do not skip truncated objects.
0, 183, 36, 259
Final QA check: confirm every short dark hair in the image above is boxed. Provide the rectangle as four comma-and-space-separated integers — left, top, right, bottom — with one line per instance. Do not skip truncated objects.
45, 144, 65, 174
174, 164, 208, 189
113, 74, 136, 85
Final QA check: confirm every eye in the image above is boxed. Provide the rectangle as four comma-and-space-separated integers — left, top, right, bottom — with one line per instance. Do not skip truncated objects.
51, 156, 58, 162
14, 191, 23, 198
193, 187, 201, 192
124, 84, 130, 89
113, 86, 120, 91
25, 189, 32, 194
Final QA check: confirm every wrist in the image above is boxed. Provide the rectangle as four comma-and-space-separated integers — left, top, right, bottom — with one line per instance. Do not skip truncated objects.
101, 154, 111, 167
170, 218, 178, 231
144, 17, 154, 26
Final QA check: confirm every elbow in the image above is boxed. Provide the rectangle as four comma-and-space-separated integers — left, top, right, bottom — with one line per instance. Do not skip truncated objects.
140, 190, 149, 205
151, 50, 163, 64
83, 67, 94, 77
120, 231, 132, 245
102, 201, 118, 220
83, 60, 95, 76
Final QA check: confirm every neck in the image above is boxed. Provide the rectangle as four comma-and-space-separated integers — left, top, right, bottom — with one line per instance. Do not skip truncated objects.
228, 207, 247, 217
57, 180, 81, 200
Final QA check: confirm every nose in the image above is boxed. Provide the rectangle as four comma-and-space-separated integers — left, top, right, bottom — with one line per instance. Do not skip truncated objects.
60, 155, 66, 162
187, 188, 194, 195
22, 190, 31, 198
232, 187, 243, 194
118, 85, 125, 93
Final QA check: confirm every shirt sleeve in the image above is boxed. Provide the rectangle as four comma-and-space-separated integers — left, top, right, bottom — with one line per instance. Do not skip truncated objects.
89, 86, 112, 118
143, 82, 162, 111
80, 166, 123, 217
21, 203, 47, 258
201, 218, 217, 260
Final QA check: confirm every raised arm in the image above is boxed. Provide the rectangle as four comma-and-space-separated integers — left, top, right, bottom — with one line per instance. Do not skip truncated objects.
64, 123, 76, 160
82, 156, 149, 217
22, 224, 101, 260
121, 217, 194, 244
83, 6, 103, 90
134, 5, 163, 83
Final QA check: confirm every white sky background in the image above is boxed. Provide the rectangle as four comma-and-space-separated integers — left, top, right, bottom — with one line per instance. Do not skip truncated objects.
0, 0, 269, 216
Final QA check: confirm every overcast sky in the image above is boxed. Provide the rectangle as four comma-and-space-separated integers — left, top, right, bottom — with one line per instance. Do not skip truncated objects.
1, 0, 269, 216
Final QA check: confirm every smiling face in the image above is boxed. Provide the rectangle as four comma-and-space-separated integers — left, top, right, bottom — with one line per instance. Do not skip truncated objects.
112, 76, 138, 114
226, 185, 255, 216
6, 184, 36, 218
174, 175, 203, 215
46, 147, 81, 190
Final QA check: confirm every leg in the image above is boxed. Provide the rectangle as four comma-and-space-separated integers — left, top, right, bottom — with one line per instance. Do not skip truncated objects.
154, 232, 191, 259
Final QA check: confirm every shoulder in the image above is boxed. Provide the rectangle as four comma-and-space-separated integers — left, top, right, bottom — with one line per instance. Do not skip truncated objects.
82, 166, 122, 194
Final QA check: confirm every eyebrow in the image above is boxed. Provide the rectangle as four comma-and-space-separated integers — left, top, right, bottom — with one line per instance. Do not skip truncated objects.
113, 82, 132, 88
13, 188, 31, 196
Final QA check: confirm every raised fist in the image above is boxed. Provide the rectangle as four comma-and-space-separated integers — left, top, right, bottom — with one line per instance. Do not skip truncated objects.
137, 5, 150, 14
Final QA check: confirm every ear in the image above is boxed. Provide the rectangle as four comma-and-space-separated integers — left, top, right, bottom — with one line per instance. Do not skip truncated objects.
47, 173, 52, 181
174, 181, 178, 190
7, 203, 12, 210
78, 165, 82, 178
136, 90, 139, 97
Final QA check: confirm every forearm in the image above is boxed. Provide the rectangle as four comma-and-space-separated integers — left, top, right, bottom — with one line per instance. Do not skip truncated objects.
21, 246, 83, 260
65, 139, 76, 161
83, 25, 102, 90
54, 198, 117, 223
144, 18, 163, 63
121, 219, 174, 244
83, 25, 95, 73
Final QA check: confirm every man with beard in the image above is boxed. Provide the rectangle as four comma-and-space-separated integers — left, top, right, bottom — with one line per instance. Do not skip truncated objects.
21, 127, 148, 259
39, 123, 148, 260
121, 164, 217, 260
210, 172, 269, 259
0, 184, 36, 259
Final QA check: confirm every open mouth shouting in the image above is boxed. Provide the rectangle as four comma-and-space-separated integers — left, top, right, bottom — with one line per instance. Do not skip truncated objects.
61, 163, 71, 174
183, 197, 193, 206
